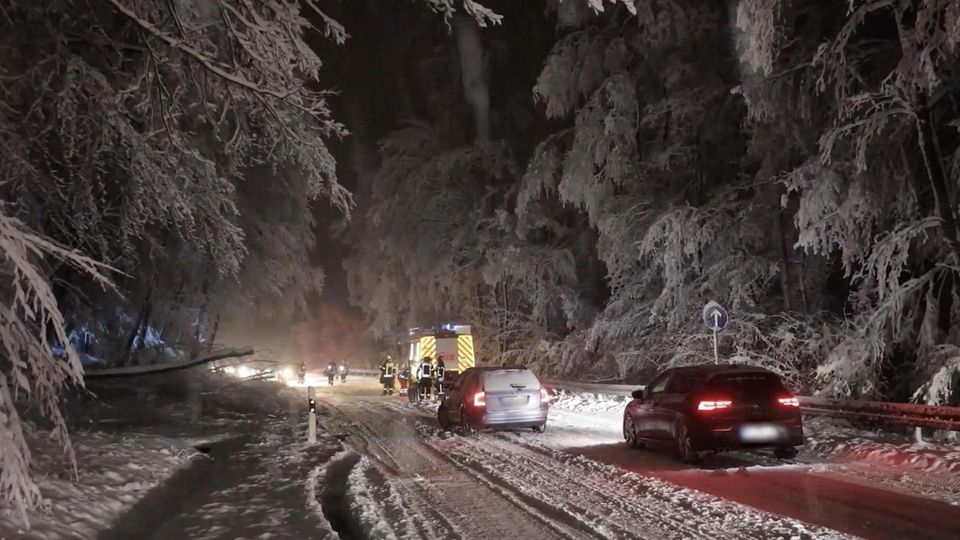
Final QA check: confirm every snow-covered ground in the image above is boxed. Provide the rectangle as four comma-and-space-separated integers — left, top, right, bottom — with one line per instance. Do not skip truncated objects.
0, 373, 344, 539
0, 429, 191, 539
547, 389, 960, 506
6, 377, 959, 539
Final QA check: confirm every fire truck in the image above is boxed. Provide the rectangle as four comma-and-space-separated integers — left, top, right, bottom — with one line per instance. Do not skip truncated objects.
407, 324, 476, 383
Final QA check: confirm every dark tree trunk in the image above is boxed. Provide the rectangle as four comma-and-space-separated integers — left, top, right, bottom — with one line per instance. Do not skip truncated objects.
777, 200, 793, 312
206, 311, 221, 353
135, 298, 153, 351
916, 103, 960, 264
916, 102, 960, 340
454, 15, 489, 144
156, 279, 185, 339
190, 274, 211, 360
120, 285, 153, 366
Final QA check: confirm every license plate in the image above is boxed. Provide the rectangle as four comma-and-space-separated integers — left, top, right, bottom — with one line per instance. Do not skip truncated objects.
739, 423, 783, 443
501, 396, 528, 405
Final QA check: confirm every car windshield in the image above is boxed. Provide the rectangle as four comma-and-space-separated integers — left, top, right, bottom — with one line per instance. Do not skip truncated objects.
704, 373, 786, 398
482, 369, 540, 392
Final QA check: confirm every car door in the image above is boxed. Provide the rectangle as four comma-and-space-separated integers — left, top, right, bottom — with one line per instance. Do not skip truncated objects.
636, 372, 671, 440
449, 369, 475, 423
658, 373, 703, 440
441, 371, 463, 424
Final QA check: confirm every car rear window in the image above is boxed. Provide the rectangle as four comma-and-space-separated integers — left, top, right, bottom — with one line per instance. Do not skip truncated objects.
703, 373, 786, 398
666, 374, 706, 394
482, 369, 540, 392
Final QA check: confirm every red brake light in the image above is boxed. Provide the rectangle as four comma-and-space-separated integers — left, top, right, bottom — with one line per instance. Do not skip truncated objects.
777, 396, 800, 407
472, 391, 486, 408
697, 399, 732, 412
540, 387, 550, 404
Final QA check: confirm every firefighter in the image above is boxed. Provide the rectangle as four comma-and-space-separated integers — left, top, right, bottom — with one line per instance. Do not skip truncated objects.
407, 362, 419, 403
418, 356, 434, 401
325, 361, 337, 386
380, 356, 396, 396
339, 361, 349, 383
398, 365, 409, 396
434, 355, 446, 398
297, 361, 307, 385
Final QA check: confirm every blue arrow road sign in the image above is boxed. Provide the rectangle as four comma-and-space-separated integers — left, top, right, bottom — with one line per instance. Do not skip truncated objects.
703, 301, 728, 332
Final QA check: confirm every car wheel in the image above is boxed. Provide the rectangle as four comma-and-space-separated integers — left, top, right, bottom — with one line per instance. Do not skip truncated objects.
774, 446, 798, 460
437, 405, 450, 430
531, 424, 545, 433
675, 420, 697, 464
623, 414, 641, 449
459, 406, 475, 435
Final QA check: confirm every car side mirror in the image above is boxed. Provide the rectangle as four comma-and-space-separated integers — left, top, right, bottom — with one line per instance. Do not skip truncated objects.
631, 389, 645, 400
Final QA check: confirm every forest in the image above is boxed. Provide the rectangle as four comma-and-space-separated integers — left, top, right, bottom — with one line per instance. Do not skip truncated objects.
1, 0, 959, 514
342, 0, 960, 408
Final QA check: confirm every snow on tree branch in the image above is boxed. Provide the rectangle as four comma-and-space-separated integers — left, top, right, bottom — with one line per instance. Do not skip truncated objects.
422, 0, 504, 27
0, 208, 113, 524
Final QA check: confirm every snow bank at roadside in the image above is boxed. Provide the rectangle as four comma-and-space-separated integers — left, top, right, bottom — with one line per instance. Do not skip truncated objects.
548, 390, 628, 414
0, 429, 190, 539
805, 417, 960, 475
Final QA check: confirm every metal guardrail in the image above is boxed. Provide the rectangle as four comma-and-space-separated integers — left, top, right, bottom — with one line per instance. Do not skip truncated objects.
542, 379, 638, 397
349, 368, 381, 377
799, 396, 960, 431
544, 379, 960, 432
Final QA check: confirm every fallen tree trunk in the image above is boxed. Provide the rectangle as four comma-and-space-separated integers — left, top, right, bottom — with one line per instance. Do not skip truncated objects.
83, 347, 254, 379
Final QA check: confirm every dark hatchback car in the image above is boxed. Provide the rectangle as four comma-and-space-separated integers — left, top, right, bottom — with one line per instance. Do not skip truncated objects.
623, 364, 803, 462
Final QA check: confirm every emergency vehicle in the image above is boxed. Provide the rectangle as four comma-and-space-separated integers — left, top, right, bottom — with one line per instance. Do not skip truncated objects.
407, 324, 476, 384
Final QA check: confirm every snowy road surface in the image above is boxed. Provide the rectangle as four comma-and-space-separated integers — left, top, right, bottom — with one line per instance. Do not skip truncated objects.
54, 376, 956, 540
315, 383, 832, 539
309, 379, 960, 540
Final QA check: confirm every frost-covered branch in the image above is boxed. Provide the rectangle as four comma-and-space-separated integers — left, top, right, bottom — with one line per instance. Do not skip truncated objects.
0, 208, 113, 523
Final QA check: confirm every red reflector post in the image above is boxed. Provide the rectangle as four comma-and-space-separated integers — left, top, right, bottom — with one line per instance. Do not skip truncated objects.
473, 391, 486, 408
777, 396, 800, 407
540, 387, 550, 404
697, 400, 732, 411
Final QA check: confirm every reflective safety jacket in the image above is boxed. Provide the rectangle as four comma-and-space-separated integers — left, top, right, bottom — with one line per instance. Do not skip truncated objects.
418, 362, 433, 380
380, 361, 395, 378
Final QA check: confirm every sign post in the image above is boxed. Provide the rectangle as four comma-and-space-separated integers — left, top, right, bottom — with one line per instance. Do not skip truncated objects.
307, 386, 317, 443
702, 301, 728, 364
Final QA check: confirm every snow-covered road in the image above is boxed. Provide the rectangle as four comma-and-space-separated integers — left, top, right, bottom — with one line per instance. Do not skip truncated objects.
310, 379, 960, 540
29, 375, 953, 540
309, 380, 832, 539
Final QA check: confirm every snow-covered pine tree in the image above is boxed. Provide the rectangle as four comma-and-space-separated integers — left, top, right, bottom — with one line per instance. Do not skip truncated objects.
738, 0, 960, 402
0, 210, 112, 524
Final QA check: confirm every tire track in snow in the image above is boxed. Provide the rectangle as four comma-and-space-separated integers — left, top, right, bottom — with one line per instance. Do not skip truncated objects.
315, 384, 847, 539
426, 429, 847, 540
308, 448, 358, 538
320, 396, 565, 540
319, 403, 455, 539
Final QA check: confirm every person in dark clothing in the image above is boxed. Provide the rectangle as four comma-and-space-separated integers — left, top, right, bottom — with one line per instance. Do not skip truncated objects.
434, 356, 446, 397
380, 356, 396, 395
325, 361, 337, 385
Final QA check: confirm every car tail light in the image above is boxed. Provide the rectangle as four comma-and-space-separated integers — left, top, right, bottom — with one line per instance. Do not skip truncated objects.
540, 387, 550, 404
472, 391, 486, 408
777, 396, 800, 408
697, 399, 732, 412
